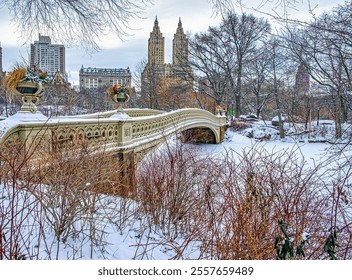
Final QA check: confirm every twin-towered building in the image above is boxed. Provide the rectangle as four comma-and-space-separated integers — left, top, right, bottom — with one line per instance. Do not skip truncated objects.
142, 17, 192, 87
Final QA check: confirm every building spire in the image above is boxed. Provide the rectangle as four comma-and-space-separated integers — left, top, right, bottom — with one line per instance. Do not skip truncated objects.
175, 17, 185, 36
148, 15, 165, 65
173, 17, 188, 66
152, 16, 161, 34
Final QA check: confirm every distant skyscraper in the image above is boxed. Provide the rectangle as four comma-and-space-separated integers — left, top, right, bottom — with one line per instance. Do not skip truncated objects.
173, 18, 189, 66
148, 17, 165, 65
0, 42, 3, 75
30, 34, 65, 77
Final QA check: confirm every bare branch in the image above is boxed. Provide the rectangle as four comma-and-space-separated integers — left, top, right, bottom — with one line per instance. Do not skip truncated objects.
3, 0, 153, 53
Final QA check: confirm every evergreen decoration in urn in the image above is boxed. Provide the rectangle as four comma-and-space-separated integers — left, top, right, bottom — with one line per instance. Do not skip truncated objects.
3, 65, 49, 113
107, 84, 131, 111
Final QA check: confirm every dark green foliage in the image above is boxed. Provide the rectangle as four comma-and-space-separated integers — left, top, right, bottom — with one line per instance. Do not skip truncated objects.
324, 227, 339, 260
275, 220, 310, 260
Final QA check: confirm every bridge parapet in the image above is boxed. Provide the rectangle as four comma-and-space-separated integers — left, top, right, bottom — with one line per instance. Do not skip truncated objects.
128, 108, 226, 149
0, 108, 226, 157
57, 108, 165, 120
0, 108, 226, 194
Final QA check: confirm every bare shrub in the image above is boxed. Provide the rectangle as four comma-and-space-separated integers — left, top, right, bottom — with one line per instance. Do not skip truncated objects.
136, 140, 209, 240
135, 141, 351, 260
322, 157, 352, 259
0, 134, 135, 259
0, 140, 44, 259
196, 145, 330, 259
33, 139, 133, 259
229, 121, 251, 131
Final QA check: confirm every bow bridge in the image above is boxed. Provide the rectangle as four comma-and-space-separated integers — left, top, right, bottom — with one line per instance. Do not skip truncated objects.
0, 108, 226, 193
0, 108, 226, 152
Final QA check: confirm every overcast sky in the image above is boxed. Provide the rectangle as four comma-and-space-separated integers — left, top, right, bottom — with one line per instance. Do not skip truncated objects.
0, 0, 343, 87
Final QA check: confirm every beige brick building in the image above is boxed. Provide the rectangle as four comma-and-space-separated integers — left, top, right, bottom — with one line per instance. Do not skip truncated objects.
79, 66, 132, 91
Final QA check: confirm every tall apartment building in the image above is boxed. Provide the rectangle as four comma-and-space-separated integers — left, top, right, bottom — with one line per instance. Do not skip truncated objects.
30, 34, 65, 77
173, 19, 189, 67
142, 17, 192, 87
79, 66, 132, 91
0, 42, 3, 76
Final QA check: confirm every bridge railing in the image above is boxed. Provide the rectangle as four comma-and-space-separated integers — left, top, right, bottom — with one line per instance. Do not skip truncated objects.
126, 108, 226, 148
56, 108, 165, 119
0, 108, 227, 155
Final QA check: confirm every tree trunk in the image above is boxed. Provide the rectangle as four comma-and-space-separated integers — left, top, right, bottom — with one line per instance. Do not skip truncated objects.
235, 64, 243, 118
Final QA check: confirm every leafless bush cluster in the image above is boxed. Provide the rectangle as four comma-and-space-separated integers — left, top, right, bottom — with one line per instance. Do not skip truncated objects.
135, 141, 352, 259
0, 138, 134, 259
136, 142, 209, 239
0, 140, 42, 259
1, 132, 350, 260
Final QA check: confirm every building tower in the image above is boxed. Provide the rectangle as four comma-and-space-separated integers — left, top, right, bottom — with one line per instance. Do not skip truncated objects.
295, 63, 310, 95
148, 17, 165, 65
173, 18, 189, 66
30, 34, 66, 77
0, 42, 3, 75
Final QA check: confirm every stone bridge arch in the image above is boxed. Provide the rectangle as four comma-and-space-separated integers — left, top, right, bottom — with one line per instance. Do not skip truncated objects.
0, 108, 227, 194
181, 127, 218, 144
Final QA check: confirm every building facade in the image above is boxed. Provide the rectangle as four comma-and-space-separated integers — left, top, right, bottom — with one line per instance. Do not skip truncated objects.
79, 66, 132, 91
30, 34, 65, 77
0, 42, 3, 77
142, 17, 192, 88
0, 42, 2, 74
295, 63, 310, 95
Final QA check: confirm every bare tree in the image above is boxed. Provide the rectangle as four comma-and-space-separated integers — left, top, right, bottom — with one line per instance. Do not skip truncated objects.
243, 44, 273, 118
209, 0, 320, 17
189, 12, 271, 116
1, 0, 153, 52
267, 38, 291, 138
141, 62, 163, 109
223, 13, 271, 117
282, 2, 352, 138
188, 27, 231, 109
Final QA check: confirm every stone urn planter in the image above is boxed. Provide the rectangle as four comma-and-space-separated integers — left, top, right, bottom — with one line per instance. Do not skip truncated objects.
107, 84, 131, 113
5, 66, 49, 114
16, 81, 44, 113
111, 92, 130, 104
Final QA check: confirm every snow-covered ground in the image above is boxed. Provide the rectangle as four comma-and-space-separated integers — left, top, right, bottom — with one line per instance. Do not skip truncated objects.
1, 120, 351, 260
